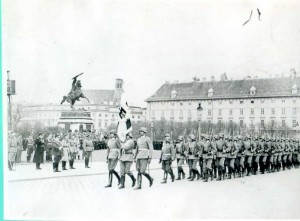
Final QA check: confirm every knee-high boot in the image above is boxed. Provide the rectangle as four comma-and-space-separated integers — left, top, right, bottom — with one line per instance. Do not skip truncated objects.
143, 172, 153, 187
118, 175, 125, 189
176, 168, 181, 180
134, 173, 142, 190
127, 173, 136, 187
181, 168, 185, 179
112, 170, 121, 185
169, 169, 175, 182
105, 172, 112, 188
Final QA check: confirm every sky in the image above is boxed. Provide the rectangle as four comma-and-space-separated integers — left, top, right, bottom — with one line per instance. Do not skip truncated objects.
3, 0, 300, 107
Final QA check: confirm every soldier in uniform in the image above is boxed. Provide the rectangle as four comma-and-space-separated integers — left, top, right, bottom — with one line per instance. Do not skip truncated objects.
15, 134, 23, 163
83, 133, 94, 168
292, 139, 299, 168
281, 138, 289, 170
216, 133, 229, 180
105, 129, 121, 188
61, 134, 70, 170
160, 134, 176, 183
133, 127, 154, 190
45, 133, 53, 162
175, 135, 186, 180
262, 137, 271, 173
244, 135, 253, 176
236, 135, 245, 177
252, 136, 260, 175
69, 134, 78, 169
118, 132, 136, 189
211, 135, 218, 179
52, 134, 62, 172
185, 134, 201, 181
8, 132, 17, 171
26, 134, 34, 162
33, 133, 45, 170
270, 138, 277, 172
287, 138, 293, 169
228, 136, 238, 179
202, 135, 216, 182
276, 138, 284, 171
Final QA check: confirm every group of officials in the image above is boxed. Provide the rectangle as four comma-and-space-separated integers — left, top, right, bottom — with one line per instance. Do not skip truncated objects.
8, 131, 95, 171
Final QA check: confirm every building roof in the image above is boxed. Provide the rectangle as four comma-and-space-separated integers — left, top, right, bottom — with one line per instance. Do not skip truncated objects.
81, 90, 116, 105
146, 77, 300, 102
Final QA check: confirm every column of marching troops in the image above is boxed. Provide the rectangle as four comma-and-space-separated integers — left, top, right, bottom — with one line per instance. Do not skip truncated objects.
7, 128, 300, 190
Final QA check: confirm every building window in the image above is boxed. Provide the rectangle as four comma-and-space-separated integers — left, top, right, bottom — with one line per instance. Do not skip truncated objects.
292, 120, 297, 127
282, 120, 285, 127
218, 109, 222, 115
98, 121, 102, 128
171, 103, 175, 106
271, 108, 275, 115
251, 100, 254, 104
229, 109, 232, 115
229, 100, 233, 104
293, 108, 297, 115
132, 115, 135, 119
282, 99, 285, 103
112, 114, 114, 118
218, 101, 222, 105
251, 108, 254, 115
99, 114, 102, 117
105, 114, 108, 117
240, 100, 244, 104
188, 117, 192, 122
271, 120, 275, 127
152, 110, 155, 116
188, 110, 191, 116
138, 116, 140, 119
180, 110, 183, 116
208, 101, 211, 105
261, 120, 264, 127
240, 120, 243, 127
282, 108, 285, 115
271, 99, 275, 103
161, 110, 164, 117
261, 99, 265, 103
208, 109, 212, 116
293, 99, 296, 104
171, 110, 174, 116
261, 108, 264, 115
188, 102, 191, 106
180, 102, 183, 106
240, 108, 243, 115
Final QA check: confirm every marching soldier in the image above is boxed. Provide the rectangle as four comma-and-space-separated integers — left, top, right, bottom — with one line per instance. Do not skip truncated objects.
185, 133, 201, 181
118, 132, 136, 189
228, 136, 238, 179
45, 133, 54, 162
262, 137, 271, 173
244, 135, 253, 176
276, 138, 284, 171
83, 133, 94, 169
211, 135, 218, 179
69, 134, 78, 169
282, 138, 289, 170
216, 133, 229, 180
202, 135, 216, 182
26, 134, 34, 162
133, 127, 154, 190
252, 136, 260, 175
52, 134, 62, 172
270, 138, 277, 172
105, 129, 121, 188
33, 133, 45, 170
175, 135, 186, 180
236, 135, 245, 177
15, 134, 23, 163
160, 133, 176, 183
287, 138, 293, 169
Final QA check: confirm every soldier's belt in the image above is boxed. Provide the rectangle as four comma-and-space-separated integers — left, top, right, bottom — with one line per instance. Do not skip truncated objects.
138, 148, 148, 150
163, 153, 171, 156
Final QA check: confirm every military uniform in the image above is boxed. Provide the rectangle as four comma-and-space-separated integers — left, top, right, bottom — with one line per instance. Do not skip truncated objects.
202, 136, 216, 182
175, 136, 186, 180
83, 136, 94, 168
228, 137, 238, 179
61, 138, 70, 170
185, 134, 201, 181
282, 139, 289, 170
287, 140, 293, 169
52, 137, 62, 172
244, 136, 253, 176
134, 127, 154, 190
216, 134, 230, 180
69, 137, 78, 169
26, 136, 34, 162
8, 134, 17, 171
118, 133, 136, 189
236, 137, 245, 177
15, 136, 23, 163
160, 135, 176, 183
105, 132, 121, 188
252, 137, 260, 175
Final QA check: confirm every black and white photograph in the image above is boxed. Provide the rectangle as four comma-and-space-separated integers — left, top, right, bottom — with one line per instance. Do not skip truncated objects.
3, 0, 300, 220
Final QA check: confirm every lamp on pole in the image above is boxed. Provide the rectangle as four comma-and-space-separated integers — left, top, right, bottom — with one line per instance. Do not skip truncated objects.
197, 102, 203, 139
7, 70, 16, 132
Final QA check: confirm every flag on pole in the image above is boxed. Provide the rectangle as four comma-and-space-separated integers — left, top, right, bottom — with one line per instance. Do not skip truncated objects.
117, 98, 133, 143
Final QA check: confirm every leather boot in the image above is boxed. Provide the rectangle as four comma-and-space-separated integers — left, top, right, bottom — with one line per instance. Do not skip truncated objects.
203, 170, 208, 182
112, 170, 121, 185
161, 172, 167, 183
105, 172, 112, 188
222, 168, 226, 180
53, 162, 56, 172
176, 168, 181, 180
118, 176, 125, 189
134, 174, 142, 190
217, 168, 222, 181
189, 170, 196, 181
143, 173, 154, 187
228, 168, 232, 179
127, 173, 136, 187
196, 169, 200, 180
181, 169, 185, 179
62, 161, 67, 170
187, 169, 192, 180
169, 169, 175, 182
213, 167, 217, 178
55, 163, 61, 172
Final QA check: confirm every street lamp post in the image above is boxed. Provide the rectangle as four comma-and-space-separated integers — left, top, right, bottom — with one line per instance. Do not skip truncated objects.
7, 70, 16, 132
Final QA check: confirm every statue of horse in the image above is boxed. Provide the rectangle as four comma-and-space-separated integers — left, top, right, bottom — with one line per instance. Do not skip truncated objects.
60, 73, 90, 109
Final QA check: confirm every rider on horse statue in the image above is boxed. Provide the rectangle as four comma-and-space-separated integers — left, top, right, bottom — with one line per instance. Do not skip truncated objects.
61, 73, 90, 109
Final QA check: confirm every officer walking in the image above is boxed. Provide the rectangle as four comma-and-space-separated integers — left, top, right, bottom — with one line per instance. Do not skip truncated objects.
52, 134, 62, 172
26, 134, 34, 162
175, 135, 186, 180
83, 133, 94, 169
185, 134, 201, 181
160, 133, 175, 183
33, 133, 45, 170
202, 135, 216, 182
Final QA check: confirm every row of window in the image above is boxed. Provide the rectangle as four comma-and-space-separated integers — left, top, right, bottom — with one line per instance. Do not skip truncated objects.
98, 113, 141, 119
153, 107, 298, 117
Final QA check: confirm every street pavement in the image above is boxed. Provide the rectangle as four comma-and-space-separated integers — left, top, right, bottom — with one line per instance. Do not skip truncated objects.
4, 151, 300, 220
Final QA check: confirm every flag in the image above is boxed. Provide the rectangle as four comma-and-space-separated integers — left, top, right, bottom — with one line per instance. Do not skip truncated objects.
117, 99, 133, 143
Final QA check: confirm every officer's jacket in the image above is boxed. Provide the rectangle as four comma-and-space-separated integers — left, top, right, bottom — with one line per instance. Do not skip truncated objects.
277, 142, 283, 154
69, 139, 79, 153
135, 136, 153, 159
202, 141, 216, 159
244, 140, 252, 156
216, 140, 228, 157
107, 138, 120, 159
52, 141, 62, 156
284, 142, 290, 154
176, 141, 185, 159
120, 138, 134, 162
34, 138, 45, 153
185, 141, 200, 159
251, 141, 258, 155
264, 142, 271, 155
161, 142, 175, 161
8, 138, 17, 153
17, 138, 23, 150
83, 139, 94, 152
289, 142, 294, 153
27, 138, 34, 148
271, 142, 277, 154
236, 140, 245, 156
256, 141, 264, 155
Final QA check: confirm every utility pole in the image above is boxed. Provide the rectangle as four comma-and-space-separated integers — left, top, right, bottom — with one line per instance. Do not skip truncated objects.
7, 70, 15, 132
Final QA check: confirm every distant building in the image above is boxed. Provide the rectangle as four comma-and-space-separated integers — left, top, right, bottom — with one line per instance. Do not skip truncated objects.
146, 76, 300, 132
20, 79, 145, 131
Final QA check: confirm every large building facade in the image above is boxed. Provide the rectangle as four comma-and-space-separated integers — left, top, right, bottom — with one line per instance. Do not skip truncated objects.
20, 79, 145, 131
146, 76, 300, 132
